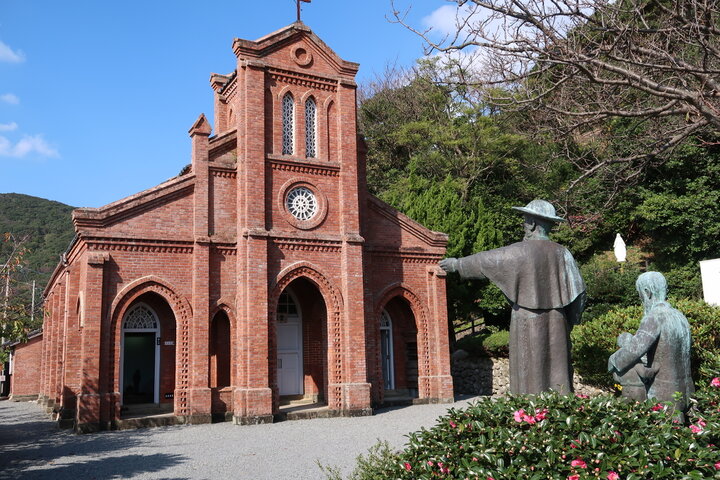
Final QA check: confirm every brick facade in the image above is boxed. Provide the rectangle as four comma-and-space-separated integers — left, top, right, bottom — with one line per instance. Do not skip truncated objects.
37, 23, 453, 432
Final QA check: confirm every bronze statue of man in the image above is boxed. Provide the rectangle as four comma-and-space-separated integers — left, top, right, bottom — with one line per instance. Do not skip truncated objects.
608, 272, 694, 415
440, 200, 586, 394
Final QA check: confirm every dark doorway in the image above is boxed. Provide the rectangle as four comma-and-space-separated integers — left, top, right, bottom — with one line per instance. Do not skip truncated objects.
123, 332, 156, 404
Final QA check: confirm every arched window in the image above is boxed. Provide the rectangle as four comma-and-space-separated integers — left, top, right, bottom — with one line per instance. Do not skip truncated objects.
211, 311, 231, 389
282, 93, 295, 155
305, 97, 317, 158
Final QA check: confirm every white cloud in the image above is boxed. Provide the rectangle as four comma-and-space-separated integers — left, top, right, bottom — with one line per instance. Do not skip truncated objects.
0, 134, 59, 159
1, 93, 20, 105
422, 4, 477, 37
0, 40, 25, 63
0, 122, 18, 132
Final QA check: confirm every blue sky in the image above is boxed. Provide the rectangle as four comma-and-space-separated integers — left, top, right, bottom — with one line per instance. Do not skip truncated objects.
0, 0, 459, 208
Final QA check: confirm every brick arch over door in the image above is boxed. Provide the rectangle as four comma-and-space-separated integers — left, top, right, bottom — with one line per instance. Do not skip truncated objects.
107, 276, 192, 418
374, 283, 432, 400
269, 262, 343, 409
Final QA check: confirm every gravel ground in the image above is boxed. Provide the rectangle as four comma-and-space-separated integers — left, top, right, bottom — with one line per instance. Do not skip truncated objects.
0, 397, 480, 479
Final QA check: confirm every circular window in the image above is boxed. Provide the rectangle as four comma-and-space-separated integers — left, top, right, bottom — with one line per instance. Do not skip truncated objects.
278, 179, 328, 230
286, 186, 318, 221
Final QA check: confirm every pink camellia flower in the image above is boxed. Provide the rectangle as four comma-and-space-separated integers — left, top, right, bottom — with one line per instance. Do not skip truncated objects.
568, 475, 580, 480
651, 403, 664, 411
607, 472, 620, 480
449, 420, 457, 428
514, 409, 526, 422
487, 477, 496, 480
403, 462, 412, 471
575, 393, 589, 399
427, 461, 434, 466
690, 424, 704, 434
535, 408, 549, 421
711, 377, 720, 387
571, 459, 588, 468
714, 461, 720, 470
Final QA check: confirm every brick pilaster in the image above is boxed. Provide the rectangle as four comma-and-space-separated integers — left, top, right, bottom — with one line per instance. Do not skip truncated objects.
233, 60, 273, 424
76, 252, 108, 433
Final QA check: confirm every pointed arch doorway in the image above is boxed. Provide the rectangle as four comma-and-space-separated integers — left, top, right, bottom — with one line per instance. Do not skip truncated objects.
275, 277, 328, 404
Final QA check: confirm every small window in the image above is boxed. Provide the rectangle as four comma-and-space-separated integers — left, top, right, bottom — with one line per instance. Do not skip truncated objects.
278, 291, 298, 316
305, 97, 317, 158
282, 93, 295, 155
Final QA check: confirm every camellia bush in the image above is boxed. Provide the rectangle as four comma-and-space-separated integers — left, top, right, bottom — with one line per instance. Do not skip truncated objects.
338, 381, 720, 480
571, 299, 720, 388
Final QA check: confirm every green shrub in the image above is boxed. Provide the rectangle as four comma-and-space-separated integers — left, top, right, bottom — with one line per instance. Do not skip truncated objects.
455, 330, 510, 358
572, 298, 720, 388
579, 248, 647, 322
341, 384, 720, 479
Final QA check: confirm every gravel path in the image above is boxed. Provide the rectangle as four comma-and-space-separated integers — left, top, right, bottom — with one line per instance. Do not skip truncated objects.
0, 397, 480, 479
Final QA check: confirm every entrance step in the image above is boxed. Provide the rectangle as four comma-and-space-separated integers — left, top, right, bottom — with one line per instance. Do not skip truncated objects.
121, 402, 173, 418
275, 402, 331, 421
382, 389, 418, 407
115, 413, 179, 430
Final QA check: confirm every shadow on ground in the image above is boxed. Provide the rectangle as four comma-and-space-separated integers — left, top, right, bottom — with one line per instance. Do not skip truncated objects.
0, 401, 187, 479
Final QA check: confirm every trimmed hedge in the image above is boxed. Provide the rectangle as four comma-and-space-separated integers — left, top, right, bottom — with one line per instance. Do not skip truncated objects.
571, 298, 720, 388
455, 330, 510, 358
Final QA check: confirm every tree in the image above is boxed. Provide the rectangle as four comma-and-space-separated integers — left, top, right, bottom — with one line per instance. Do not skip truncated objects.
392, 0, 720, 206
1, 233, 36, 349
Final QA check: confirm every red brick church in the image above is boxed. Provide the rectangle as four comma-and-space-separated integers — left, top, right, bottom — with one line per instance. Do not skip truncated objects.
36, 22, 453, 432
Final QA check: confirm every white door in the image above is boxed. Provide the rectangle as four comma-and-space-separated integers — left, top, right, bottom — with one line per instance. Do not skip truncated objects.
277, 314, 302, 395
380, 310, 395, 390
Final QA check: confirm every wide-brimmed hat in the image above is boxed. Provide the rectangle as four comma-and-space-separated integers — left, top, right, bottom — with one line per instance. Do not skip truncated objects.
511, 199, 565, 223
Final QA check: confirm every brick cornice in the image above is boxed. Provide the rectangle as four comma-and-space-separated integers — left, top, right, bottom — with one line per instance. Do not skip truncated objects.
366, 248, 445, 264
267, 67, 338, 92
267, 155, 339, 177
83, 236, 194, 254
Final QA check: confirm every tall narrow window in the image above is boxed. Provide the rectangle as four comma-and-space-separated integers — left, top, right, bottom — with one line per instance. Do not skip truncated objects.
305, 97, 317, 158
282, 93, 295, 155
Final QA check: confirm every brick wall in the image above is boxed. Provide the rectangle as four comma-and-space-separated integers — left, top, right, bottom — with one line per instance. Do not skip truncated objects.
10, 334, 43, 399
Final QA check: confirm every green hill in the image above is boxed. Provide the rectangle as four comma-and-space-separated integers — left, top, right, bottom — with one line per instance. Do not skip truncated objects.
0, 193, 75, 291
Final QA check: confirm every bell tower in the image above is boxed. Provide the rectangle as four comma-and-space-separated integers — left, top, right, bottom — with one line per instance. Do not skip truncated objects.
214, 23, 371, 422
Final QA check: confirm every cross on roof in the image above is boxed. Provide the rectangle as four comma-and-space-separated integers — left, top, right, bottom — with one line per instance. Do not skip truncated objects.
296, 0, 311, 22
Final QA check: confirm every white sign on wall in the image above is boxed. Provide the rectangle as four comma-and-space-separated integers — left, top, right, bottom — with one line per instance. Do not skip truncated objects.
700, 258, 720, 307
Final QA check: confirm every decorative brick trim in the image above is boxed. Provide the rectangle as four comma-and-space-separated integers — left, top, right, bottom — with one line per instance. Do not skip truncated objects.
273, 237, 341, 252
209, 167, 237, 179
267, 156, 340, 177
268, 67, 337, 92
366, 249, 443, 264
85, 238, 193, 254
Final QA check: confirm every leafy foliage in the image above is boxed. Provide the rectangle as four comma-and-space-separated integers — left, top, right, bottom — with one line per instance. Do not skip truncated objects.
455, 329, 510, 358
572, 299, 720, 388
0, 193, 74, 278
339, 385, 720, 479
0, 193, 74, 350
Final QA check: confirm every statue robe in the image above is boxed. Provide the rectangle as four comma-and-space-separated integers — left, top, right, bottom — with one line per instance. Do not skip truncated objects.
608, 302, 694, 411
456, 239, 586, 394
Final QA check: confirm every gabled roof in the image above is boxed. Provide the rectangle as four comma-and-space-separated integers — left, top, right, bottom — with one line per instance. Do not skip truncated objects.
232, 22, 359, 77
72, 173, 195, 229
367, 195, 448, 248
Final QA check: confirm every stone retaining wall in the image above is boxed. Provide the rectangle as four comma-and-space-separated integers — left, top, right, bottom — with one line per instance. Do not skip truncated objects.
451, 354, 608, 397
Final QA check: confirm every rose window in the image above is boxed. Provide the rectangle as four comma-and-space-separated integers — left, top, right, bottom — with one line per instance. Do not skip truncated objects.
286, 186, 318, 221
